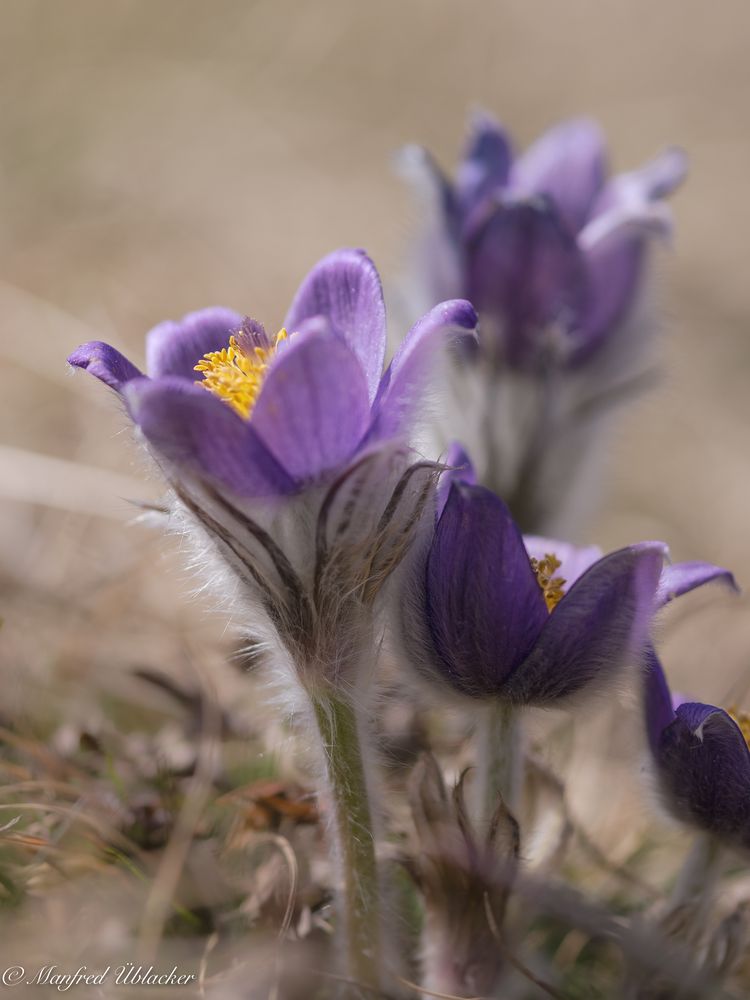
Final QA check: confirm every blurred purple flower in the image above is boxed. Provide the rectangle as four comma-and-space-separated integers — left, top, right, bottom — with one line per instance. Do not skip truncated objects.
401, 460, 734, 705
645, 648, 750, 848
69, 248, 476, 499
402, 111, 686, 370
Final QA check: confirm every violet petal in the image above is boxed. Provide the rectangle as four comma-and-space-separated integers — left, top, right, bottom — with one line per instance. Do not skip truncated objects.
284, 248, 386, 403
67, 341, 142, 393
251, 322, 371, 483
466, 199, 586, 368
504, 542, 666, 704
456, 109, 513, 216
511, 118, 607, 233
657, 701, 750, 844
368, 299, 478, 441
146, 307, 244, 381
425, 483, 549, 697
657, 561, 738, 608
123, 376, 294, 497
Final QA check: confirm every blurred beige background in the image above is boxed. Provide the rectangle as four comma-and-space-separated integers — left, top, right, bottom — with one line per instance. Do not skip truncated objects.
1, 0, 749, 714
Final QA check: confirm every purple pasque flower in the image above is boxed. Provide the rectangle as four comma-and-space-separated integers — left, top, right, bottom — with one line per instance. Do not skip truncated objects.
69, 249, 476, 499
401, 111, 686, 370
401, 458, 733, 706
644, 647, 750, 848
69, 251, 477, 691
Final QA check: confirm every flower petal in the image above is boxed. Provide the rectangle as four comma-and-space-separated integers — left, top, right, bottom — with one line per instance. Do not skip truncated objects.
251, 322, 371, 483
643, 646, 676, 755
123, 377, 294, 497
656, 701, 750, 844
657, 561, 738, 608
466, 199, 586, 368
368, 299, 478, 442
456, 109, 513, 216
523, 536, 603, 588
511, 118, 607, 233
146, 307, 244, 380
503, 542, 666, 705
572, 148, 688, 359
284, 249, 386, 403
425, 483, 549, 697
436, 442, 477, 518
67, 341, 142, 393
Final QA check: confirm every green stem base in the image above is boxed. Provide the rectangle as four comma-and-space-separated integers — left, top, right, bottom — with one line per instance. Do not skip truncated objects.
312, 692, 382, 996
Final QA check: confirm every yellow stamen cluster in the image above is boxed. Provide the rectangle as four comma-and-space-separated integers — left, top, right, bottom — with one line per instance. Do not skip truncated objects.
194, 328, 288, 419
530, 553, 567, 612
728, 705, 750, 749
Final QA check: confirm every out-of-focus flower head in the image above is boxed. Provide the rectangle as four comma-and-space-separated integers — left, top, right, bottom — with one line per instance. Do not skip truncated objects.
645, 648, 750, 850
68, 250, 477, 691
399, 452, 734, 705
401, 111, 687, 371
407, 753, 518, 997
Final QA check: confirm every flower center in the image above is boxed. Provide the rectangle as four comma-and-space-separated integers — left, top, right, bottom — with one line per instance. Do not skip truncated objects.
530, 553, 566, 612
728, 706, 750, 749
194, 326, 288, 419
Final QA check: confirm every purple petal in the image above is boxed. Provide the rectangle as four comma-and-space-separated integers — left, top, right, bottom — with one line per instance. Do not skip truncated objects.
573, 148, 687, 360
656, 701, 750, 844
523, 536, 603, 589
643, 647, 676, 756
251, 322, 371, 483
425, 483, 549, 697
436, 442, 477, 519
146, 307, 244, 380
456, 109, 512, 216
368, 299, 478, 442
67, 341, 142, 393
511, 119, 607, 233
574, 228, 645, 359
657, 561, 738, 608
123, 377, 294, 497
466, 199, 586, 368
594, 147, 687, 217
503, 542, 666, 705
284, 249, 386, 403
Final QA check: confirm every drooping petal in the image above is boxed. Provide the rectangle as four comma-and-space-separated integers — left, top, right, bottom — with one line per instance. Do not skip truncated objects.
456, 109, 513, 216
146, 307, 244, 380
466, 199, 586, 368
657, 561, 738, 608
643, 646, 676, 755
251, 322, 371, 483
123, 377, 294, 497
368, 299, 478, 442
67, 341, 142, 393
283, 248, 386, 403
511, 118, 607, 233
523, 536, 603, 589
425, 483, 549, 697
436, 442, 477, 518
656, 701, 750, 844
503, 542, 666, 705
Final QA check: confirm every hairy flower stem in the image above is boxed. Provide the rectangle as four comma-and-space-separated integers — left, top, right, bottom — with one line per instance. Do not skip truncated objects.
312, 692, 382, 996
476, 701, 522, 830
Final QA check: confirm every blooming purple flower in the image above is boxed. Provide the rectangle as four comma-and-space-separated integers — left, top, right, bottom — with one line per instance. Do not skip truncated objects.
69, 249, 476, 499
644, 648, 750, 848
400, 460, 733, 705
402, 111, 686, 370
